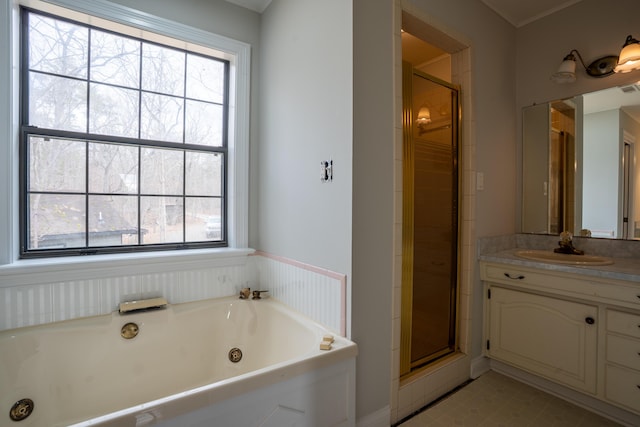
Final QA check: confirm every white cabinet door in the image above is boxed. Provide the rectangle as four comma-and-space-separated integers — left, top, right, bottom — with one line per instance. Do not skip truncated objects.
488, 286, 598, 393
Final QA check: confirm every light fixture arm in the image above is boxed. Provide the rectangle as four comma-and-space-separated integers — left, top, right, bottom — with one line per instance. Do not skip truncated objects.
565, 49, 588, 71
622, 35, 640, 49
569, 49, 618, 77
552, 35, 640, 83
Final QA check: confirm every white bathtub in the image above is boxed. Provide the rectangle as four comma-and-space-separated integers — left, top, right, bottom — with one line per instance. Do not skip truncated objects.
0, 296, 357, 426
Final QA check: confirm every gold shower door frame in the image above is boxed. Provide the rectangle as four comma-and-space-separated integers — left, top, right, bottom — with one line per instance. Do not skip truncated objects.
548, 104, 576, 235
400, 63, 461, 378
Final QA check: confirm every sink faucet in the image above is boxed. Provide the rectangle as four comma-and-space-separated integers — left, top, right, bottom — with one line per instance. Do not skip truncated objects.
554, 231, 584, 255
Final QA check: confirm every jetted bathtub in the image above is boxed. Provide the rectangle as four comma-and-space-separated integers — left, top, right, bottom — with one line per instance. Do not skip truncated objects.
0, 296, 357, 426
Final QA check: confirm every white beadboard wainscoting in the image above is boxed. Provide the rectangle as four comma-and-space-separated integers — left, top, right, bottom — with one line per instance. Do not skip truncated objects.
251, 251, 347, 336
0, 250, 347, 336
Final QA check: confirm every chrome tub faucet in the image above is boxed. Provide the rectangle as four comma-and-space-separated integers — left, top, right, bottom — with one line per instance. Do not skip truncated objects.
252, 290, 269, 300
239, 288, 269, 299
239, 287, 251, 299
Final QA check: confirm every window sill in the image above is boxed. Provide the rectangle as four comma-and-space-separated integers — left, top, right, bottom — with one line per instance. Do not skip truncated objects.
0, 247, 255, 287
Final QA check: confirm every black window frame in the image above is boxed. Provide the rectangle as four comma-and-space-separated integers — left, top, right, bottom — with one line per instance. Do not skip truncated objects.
19, 7, 230, 258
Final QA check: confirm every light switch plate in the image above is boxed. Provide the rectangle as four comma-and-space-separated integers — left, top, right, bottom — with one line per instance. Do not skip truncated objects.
321, 159, 333, 182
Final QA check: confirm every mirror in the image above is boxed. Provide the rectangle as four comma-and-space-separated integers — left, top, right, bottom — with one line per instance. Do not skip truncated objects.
522, 84, 640, 240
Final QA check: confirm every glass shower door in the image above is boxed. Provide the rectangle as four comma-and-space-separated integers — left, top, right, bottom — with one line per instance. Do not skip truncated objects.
401, 64, 459, 376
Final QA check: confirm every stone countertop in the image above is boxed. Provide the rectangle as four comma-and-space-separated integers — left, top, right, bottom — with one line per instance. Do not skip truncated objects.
480, 249, 640, 283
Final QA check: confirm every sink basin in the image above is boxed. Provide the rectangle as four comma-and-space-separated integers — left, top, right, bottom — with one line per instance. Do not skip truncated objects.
514, 250, 614, 266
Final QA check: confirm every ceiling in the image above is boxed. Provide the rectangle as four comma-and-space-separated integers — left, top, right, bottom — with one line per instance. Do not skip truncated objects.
480, 0, 583, 28
402, 31, 446, 68
224, 0, 587, 67
229, 0, 638, 119
225, 0, 583, 27
224, 0, 272, 13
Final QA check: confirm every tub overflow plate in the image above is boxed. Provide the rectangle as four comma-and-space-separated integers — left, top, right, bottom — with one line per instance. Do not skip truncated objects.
10, 398, 34, 421
121, 322, 139, 339
228, 347, 243, 363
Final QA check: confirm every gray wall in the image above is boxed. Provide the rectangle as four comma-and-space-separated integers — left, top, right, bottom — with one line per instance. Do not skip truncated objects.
516, 0, 640, 228
516, 0, 640, 109
257, 0, 360, 414
257, 0, 353, 277
583, 110, 620, 236
353, 0, 394, 419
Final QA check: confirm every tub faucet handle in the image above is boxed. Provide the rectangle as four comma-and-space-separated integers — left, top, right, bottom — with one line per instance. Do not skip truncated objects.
252, 290, 269, 300
239, 287, 251, 299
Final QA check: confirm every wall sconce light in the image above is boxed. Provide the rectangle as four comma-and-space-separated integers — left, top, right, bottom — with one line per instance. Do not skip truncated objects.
550, 52, 579, 83
551, 35, 640, 83
416, 106, 431, 135
550, 49, 618, 83
614, 35, 640, 73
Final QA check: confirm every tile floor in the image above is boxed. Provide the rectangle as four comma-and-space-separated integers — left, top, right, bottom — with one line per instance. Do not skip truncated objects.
398, 370, 622, 426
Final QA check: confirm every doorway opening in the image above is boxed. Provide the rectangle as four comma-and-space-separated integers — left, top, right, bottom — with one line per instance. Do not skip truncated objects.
400, 31, 461, 378
392, 9, 473, 423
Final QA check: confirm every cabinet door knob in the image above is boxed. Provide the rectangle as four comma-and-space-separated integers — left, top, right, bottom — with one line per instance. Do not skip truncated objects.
585, 317, 595, 325
504, 273, 525, 280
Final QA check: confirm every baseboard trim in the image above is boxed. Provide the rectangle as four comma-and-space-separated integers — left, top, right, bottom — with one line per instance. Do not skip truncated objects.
357, 405, 390, 427
470, 355, 490, 379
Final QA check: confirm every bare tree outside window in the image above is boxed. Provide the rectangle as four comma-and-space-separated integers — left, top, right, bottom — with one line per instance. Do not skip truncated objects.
22, 9, 227, 257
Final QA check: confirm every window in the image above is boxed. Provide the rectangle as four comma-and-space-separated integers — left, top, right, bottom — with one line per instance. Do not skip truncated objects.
20, 8, 229, 257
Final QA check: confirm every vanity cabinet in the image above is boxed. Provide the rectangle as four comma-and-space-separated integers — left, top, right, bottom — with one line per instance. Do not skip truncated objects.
604, 309, 640, 413
487, 286, 597, 393
481, 260, 640, 418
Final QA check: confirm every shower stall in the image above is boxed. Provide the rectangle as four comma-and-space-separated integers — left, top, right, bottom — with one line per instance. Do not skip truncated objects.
400, 63, 460, 376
